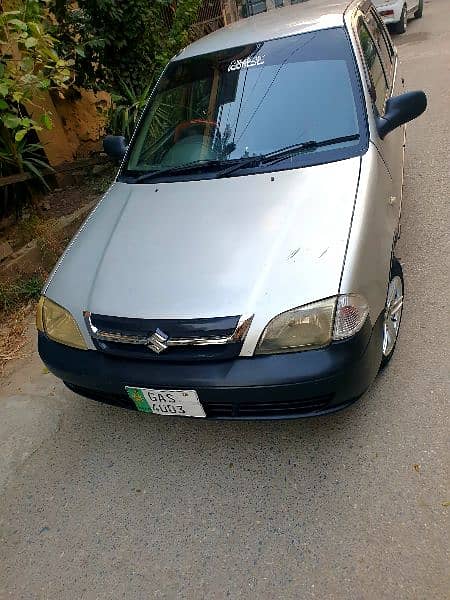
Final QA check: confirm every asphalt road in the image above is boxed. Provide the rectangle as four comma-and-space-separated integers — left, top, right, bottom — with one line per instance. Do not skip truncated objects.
0, 1, 449, 598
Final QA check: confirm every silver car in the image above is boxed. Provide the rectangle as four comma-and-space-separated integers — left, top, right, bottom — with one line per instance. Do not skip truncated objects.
37, 0, 426, 419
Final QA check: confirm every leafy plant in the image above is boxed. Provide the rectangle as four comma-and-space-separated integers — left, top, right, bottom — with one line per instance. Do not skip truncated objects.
156, 0, 204, 67
51, 0, 204, 142
0, 127, 51, 186
0, 0, 73, 180
51, 0, 203, 97
108, 80, 153, 139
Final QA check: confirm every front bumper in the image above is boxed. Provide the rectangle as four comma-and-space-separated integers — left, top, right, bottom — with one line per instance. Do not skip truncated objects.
38, 314, 384, 420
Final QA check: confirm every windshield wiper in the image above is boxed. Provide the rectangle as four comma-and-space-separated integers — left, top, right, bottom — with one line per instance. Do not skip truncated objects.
215, 154, 265, 179
127, 159, 226, 184
125, 134, 360, 182
262, 134, 360, 165
215, 134, 360, 178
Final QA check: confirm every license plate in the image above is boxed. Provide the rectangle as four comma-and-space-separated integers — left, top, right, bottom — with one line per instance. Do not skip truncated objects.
125, 386, 206, 418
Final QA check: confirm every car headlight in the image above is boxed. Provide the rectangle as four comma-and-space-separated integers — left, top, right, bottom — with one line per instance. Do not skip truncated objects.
255, 294, 369, 355
36, 296, 87, 350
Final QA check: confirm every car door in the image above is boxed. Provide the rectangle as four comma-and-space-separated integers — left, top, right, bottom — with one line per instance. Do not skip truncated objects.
356, 10, 404, 233
365, 8, 405, 209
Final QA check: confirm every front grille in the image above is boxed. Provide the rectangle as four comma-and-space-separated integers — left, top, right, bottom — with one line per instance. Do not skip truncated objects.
66, 383, 334, 419
89, 314, 243, 362
93, 339, 243, 361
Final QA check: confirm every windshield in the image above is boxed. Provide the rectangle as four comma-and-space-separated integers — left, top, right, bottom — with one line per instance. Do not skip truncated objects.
124, 28, 367, 178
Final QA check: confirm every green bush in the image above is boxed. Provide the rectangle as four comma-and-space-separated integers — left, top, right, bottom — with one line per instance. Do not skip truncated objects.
108, 80, 153, 138
51, 0, 203, 137
0, 0, 73, 180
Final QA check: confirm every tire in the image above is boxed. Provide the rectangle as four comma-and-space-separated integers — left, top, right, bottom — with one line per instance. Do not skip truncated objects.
414, 0, 423, 18
380, 257, 404, 368
393, 5, 408, 34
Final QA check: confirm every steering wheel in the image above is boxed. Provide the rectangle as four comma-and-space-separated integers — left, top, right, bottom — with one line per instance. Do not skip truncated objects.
174, 119, 218, 143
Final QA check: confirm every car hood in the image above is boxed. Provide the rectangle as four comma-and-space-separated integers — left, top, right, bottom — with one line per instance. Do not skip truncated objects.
46, 158, 361, 350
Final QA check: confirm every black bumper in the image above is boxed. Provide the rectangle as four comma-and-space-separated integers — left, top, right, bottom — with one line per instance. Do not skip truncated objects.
38, 314, 384, 420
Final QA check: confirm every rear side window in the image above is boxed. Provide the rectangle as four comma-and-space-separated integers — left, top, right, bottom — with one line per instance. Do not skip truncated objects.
357, 19, 388, 115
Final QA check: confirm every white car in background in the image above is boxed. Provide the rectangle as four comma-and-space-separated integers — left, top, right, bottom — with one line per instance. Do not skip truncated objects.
373, 0, 423, 33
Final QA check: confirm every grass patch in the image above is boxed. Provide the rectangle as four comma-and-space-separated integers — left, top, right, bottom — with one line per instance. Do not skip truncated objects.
0, 302, 35, 374
0, 275, 44, 315
0, 210, 81, 371
1, 211, 42, 252
0, 276, 43, 372
14, 213, 42, 248
0, 213, 74, 318
35, 221, 68, 268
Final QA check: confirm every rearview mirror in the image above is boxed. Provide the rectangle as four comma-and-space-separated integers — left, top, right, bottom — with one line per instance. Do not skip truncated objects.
377, 90, 427, 139
103, 135, 128, 160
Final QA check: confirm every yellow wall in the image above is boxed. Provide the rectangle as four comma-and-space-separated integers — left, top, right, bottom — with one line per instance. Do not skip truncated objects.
52, 90, 111, 160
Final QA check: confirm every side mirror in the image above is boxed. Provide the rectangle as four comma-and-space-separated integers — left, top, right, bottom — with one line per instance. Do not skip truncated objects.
377, 90, 427, 139
103, 135, 128, 160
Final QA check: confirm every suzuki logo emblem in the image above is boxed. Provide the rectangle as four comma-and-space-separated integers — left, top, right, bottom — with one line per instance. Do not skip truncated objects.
147, 328, 169, 354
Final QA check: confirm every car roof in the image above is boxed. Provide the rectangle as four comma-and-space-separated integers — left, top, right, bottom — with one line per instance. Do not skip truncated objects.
175, 0, 359, 61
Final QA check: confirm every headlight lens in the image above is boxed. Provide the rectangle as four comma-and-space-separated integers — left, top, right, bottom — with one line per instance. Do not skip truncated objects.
36, 296, 87, 350
255, 298, 336, 355
255, 294, 370, 355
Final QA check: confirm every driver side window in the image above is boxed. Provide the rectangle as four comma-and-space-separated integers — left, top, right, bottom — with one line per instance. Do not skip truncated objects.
357, 19, 389, 116
129, 79, 212, 168
365, 8, 395, 87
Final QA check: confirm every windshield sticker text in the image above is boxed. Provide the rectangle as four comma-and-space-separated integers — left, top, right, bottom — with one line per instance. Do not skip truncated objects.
228, 55, 265, 72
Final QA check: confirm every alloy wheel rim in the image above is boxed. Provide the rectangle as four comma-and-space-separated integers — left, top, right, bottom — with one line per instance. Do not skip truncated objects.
382, 275, 403, 356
